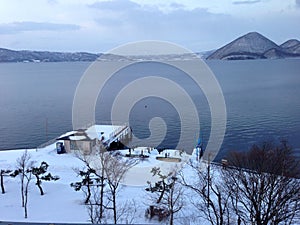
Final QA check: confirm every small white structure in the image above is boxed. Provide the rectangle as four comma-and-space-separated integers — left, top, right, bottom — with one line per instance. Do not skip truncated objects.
57, 124, 131, 154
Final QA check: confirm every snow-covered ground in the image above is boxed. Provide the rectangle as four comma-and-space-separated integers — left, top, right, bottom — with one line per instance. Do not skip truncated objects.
0, 144, 88, 223
0, 143, 199, 224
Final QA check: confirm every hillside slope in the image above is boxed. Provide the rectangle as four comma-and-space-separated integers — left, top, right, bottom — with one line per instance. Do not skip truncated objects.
0, 48, 99, 62
207, 32, 300, 60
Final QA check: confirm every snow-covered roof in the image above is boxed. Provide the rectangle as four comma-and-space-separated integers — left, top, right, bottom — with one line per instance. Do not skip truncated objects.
58, 130, 77, 138
69, 135, 87, 141
57, 124, 127, 142
85, 124, 125, 141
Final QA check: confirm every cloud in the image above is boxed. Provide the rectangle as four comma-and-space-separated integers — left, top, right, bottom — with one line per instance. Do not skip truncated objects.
47, 0, 57, 4
85, 0, 244, 50
88, 0, 139, 11
233, 0, 261, 5
169, 2, 185, 9
0, 21, 80, 34
1, 0, 297, 52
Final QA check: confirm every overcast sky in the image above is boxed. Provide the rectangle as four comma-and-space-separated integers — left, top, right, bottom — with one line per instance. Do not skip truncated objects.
0, 0, 299, 53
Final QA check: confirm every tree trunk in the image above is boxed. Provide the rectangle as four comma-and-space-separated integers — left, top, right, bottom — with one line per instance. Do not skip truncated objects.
35, 175, 44, 195
24, 196, 28, 219
169, 212, 174, 225
113, 190, 117, 224
21, 175, 25, 207
38, 184, 44, 195
24, 179, 30, 218
85, 183, 91, 204
100, 176, 104, 219
207, 164, 210, 208
157, 181, 166, 204
1, 171, 5, 194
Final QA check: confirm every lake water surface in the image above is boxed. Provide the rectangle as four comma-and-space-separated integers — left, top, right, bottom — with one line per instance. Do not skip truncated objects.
0, 59, 299, 161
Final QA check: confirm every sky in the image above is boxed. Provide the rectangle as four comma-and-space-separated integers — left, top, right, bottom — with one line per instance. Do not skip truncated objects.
0, 0, 299, 53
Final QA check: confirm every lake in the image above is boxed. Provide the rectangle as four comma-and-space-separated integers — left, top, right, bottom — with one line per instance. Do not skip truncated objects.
0, 59, 299, 161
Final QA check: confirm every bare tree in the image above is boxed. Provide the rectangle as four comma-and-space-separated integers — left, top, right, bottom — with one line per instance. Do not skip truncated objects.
23, 166, 33, 218
85, 181, 110, 224
146, 167, 173, 204
180, 161, 232, 225
0, 169, 12, 194
115, 199, 138, 224
11, 150, 34, 208
10, 151, 35, 218
164, 176, 184, 225
73, 150, 108, 222
31, 161, 59, 195
10, 157, 59, 218
97, 150, 110, 220
86, 194, 137, 225
103, 152, 137, 224
222, 140, 300, 225
71, 167, 96, 204
146, 167, 184, 225
73, 149, 136, 224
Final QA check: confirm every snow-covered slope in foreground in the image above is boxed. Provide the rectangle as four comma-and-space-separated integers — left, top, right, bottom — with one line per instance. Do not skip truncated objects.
0, 145, 89, 223
0, 144, 198, 224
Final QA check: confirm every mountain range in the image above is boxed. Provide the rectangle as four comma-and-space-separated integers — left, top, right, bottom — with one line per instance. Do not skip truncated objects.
207, 32, 300, 60
0, 32, 299, 62
0, 48, 99, 63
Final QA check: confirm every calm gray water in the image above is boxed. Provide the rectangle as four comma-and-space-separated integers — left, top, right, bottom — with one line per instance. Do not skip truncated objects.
0, 59, 299, 161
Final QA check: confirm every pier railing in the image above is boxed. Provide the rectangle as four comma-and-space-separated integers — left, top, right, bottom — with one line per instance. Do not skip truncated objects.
36, 137, 58, 149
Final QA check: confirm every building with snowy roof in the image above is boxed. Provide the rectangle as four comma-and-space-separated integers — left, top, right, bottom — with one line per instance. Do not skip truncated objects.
57, 124, 131, 154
